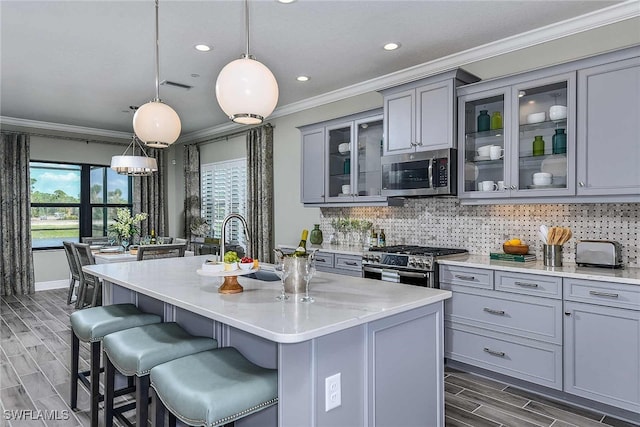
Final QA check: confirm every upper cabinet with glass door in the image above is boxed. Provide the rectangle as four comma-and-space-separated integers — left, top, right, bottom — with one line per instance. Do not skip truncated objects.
510, 72, 576, 197
458, 71, 576, 199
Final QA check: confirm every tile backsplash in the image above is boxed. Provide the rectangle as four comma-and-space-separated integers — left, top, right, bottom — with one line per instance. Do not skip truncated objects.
320, 200, 640, 268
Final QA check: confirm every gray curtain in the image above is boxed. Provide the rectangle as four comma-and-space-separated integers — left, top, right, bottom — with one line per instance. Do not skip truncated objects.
183, 144, 201, 243
246, 124, 274, 262
133, 147, 166, 238
0, 133, 35, 295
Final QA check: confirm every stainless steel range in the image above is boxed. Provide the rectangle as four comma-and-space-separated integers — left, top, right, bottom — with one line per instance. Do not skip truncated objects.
362, 245, 468, 287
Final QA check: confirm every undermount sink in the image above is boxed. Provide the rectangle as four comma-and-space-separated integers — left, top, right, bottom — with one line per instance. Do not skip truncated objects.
246, 270, 280, 282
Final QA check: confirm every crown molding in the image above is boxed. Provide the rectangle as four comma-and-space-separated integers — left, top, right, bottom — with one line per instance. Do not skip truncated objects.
4, 1, 638, 144
181, 0, 639, 142
0, 116, 131, 140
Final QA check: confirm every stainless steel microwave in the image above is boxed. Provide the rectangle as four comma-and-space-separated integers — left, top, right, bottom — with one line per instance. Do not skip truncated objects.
381, 148, 457, 197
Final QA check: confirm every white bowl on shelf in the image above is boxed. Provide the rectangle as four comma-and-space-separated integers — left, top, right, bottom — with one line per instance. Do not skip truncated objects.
549, 105, 567, 120
338, 142, 351, 154
526, 112, 546, 124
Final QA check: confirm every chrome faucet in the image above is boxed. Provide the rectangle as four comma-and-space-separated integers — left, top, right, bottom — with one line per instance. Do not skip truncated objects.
220, 213, 250, 259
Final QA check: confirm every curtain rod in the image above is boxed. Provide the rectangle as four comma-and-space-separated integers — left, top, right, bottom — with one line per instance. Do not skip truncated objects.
0, 129, 128, 146
188, 123, 274, 147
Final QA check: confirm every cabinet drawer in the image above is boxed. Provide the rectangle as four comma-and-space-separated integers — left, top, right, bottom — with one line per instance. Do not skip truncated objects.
335, 254, 362, 271
439, 265, 493, 289
314, 252, 335, 272
495, 271, 562, 299
445, 290, 562, 344
445, 324, 562, 390
564, 278, 640, 310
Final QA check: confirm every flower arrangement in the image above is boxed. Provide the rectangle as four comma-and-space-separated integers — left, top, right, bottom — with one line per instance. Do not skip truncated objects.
108, 208, 148, 242
190, 217, 211, 237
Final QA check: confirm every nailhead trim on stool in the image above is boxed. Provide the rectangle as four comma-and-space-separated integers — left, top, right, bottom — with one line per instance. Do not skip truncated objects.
102, 322, 218, 427
69, 304, 161, 427
150, 347, 278, 427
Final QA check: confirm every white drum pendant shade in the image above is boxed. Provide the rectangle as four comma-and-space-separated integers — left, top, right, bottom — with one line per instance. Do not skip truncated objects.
133, 100, 182, 148
215, 57, 279, 125
111, 155, 158, 176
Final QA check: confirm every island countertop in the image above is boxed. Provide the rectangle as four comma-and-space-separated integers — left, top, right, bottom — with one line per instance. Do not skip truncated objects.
84, 255, 451, 344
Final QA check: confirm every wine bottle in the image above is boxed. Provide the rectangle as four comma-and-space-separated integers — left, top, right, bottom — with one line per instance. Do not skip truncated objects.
378, 229, 386, 247
150, 229, 157, 245
295, 229, 309, 255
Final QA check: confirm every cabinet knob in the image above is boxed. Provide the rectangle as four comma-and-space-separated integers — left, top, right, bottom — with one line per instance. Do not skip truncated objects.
564, 311, 571, 316
510, 185, 517, 190
416, 141, 423, 146
579, 182, 585, 187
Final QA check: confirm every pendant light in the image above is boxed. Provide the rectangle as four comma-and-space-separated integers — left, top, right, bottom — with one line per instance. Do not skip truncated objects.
215, 0, 279, 125
111, 135, 158, 176
133, 0, 181, 148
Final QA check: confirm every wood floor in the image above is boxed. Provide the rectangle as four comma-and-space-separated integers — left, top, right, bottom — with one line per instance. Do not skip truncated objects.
0, 289, 637, 427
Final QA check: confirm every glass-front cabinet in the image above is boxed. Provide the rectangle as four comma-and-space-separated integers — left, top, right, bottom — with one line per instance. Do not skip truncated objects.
458, 72, 576, 199
326, 115, 384, 202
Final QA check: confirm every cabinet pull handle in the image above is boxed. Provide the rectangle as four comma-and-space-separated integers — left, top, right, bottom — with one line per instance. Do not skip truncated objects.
564, 311, 571, 316
514, 281, 539, 288
316, 259, 326, 263
483, 348, 505, 357
454, 275, 475, 281
589, 290, 619, 298
345, 261, 359, 266
428, 157, 434, 189
416, 141, 423, 146
483, 308, 505, 315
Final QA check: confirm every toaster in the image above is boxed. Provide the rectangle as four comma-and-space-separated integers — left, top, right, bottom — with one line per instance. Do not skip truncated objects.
575, 240, 623, 268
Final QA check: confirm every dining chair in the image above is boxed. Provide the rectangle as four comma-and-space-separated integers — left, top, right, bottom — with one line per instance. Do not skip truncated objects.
136, 243, 187, 261
72, 243, 102, 308
63, 241, 81, 305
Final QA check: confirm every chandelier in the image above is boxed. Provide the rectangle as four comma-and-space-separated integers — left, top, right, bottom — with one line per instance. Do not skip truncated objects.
110, 135, 158, 176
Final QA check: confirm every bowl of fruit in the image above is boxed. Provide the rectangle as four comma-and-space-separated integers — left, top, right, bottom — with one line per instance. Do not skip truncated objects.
503, 238, 529, 255
223, 251, 240, 271
239, 257, 256, 270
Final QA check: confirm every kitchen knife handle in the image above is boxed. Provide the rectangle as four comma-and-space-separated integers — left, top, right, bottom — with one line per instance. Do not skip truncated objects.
483, 348, 505, 357
483, 308, 505, 316
514, 281, 539, 288
454, 275, 475, 281
589, 290, 619, 298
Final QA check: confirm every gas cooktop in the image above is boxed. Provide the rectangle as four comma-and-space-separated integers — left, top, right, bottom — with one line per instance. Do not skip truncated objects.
367, 245, 468, 257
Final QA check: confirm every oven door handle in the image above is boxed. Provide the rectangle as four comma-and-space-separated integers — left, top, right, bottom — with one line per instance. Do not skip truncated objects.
362, 266, 384, 275
428, 157, 434, 189
363, 266, 429, 279
397, 270, 429, 279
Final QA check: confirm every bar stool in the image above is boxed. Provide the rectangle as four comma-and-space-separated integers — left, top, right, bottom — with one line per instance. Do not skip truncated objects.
69, 304, 161, 427
102, 322, 218, 427
150, 347, 278, 427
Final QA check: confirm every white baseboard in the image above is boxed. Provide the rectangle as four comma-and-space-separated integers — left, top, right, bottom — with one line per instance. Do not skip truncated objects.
36, 279, 68, 291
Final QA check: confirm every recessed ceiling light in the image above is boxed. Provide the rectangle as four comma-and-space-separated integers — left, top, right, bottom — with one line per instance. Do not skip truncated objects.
383, 42, 401, 51
296, 75, 310, 82
195, 44, 211, 52
277, 0, 296, 3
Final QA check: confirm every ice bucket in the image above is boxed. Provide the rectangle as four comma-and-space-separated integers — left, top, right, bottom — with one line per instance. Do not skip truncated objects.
275, 250, 316, 294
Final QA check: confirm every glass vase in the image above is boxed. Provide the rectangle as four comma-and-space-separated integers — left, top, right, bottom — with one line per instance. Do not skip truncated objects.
552, 129, 566, 154
309, 224, 323, 245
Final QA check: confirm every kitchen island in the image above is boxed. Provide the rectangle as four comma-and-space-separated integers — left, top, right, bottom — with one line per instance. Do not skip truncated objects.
84, 255, 451, 427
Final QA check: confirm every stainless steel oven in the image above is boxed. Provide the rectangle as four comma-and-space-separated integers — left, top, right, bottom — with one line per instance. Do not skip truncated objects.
362, 245, 468, 288
381, 148, 457, 197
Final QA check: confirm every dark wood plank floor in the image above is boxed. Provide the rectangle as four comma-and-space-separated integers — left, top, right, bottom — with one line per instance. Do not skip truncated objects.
0, 289, 637, 427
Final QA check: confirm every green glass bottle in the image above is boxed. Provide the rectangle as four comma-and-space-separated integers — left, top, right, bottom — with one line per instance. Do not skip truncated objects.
552, 129, 566, 154
477, 110, 490, 132
532, 135, 545, 156
309, 224, 323, 245
490, 111, 502, 130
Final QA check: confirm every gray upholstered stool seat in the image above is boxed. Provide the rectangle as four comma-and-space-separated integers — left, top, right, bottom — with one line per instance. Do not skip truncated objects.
69, 304, 161, 427
150, 347, 278, 426
102, 322, 218, 427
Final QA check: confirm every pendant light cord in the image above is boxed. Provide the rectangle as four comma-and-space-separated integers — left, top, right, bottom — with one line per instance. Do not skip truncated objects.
154, 0, 160, 101
244, 0, 250, 59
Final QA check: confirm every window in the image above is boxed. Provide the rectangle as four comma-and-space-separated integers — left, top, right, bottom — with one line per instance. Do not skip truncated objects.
201, 159, 247, 247
30, 161, 131, 249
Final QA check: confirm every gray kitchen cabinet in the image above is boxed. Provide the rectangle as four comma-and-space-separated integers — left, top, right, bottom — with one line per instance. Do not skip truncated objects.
300, 127, 326, 203
381, 69, 479, 155
305, 250, 362, 277
576, 56, 640, 196
440, 265, 563, 390
299, 109, 401, 207
458, 71, 577, 200
563, 279, 640, 413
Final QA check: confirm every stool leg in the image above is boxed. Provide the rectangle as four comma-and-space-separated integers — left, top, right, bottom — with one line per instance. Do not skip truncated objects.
168, 412, 176, 427
104, 354, 115, 427
151, 387, 165, 427
70, 332, 79, 409
90, 341, 100, 427
136, 375, 150, 427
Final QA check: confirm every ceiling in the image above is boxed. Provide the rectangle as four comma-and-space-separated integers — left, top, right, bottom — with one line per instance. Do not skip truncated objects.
0, 0, 633, 140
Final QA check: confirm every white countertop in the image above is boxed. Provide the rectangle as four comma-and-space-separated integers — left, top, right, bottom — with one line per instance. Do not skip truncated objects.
438, 254, 640, 286
84, 255, 451, 344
